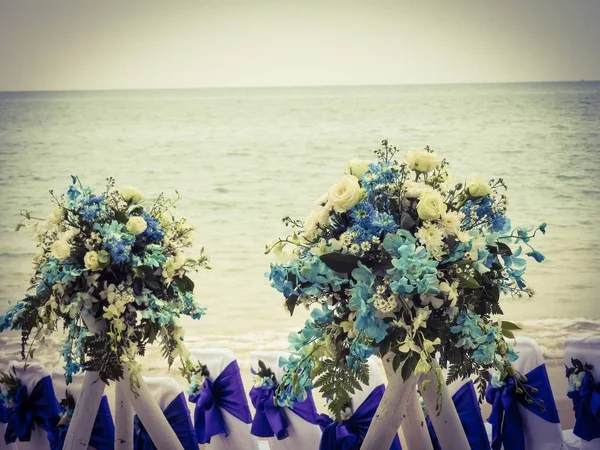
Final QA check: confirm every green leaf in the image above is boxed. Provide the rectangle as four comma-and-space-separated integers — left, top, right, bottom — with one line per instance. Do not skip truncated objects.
401, 354, 418, 381
392, 354, 402, 373
173, 275, 194, 293
503, 329, 515, 339
458, 272, 481, 289
15, 223, 24, 232
497, 242, 512, 256
285, 294, 298, 316
319, 253, 360, 274
501, 321, 521, 331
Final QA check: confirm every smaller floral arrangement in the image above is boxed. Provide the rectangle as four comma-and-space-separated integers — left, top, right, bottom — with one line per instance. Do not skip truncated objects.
0, 371, 20, 409
566, 358, 594, 393
186, 361, 211, 397
251, 360, 277, 390
0, 177, 210, 389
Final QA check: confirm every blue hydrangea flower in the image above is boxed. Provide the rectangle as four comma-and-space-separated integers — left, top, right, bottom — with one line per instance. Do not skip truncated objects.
140, 213, 164, 243
94, 221, 136, 264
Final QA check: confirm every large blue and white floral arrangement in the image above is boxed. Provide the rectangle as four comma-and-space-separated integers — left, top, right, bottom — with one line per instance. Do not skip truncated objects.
266, 141, 546, 420
0, 177, 209, 387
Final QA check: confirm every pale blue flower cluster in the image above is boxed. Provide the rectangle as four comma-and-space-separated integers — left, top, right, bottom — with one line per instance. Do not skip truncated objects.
94, 221, 136, 264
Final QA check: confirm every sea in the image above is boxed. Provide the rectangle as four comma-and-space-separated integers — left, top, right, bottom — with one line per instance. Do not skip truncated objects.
0, 82, 599, 373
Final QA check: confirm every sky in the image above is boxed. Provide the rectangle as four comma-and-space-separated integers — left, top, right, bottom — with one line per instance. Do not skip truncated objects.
0, 0, 599, 91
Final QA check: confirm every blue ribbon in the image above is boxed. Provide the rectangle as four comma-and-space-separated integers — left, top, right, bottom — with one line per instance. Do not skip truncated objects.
0, 401, 8, 424
48, 395, 115, 450
427, 381, 491, 450
189, 360, 252, 444
250, 384, 319, 440
485, 364, 559, 450
4, 375, 61, 444
316, 385, 402, 450
567, 370, 600, 442
134, 392, 197, 450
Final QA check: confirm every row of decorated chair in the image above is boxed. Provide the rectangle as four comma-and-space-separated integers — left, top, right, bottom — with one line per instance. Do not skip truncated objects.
0, 335, 598, 450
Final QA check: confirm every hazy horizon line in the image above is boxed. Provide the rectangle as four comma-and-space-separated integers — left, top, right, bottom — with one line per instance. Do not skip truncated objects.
1, 78, 599, 94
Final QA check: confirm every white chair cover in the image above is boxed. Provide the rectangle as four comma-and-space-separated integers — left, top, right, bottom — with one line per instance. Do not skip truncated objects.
0, 361, 17, 450
248, 351, 322, 450
189, 348, 259, 450
8, 361, 56, 450
564, 335, 600, 450
487, 337, 567, 450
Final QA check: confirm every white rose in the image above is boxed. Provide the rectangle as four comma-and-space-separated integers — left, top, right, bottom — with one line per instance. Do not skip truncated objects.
466, 174, 491, 198
121, 186, 144, 203
84, 251, 101, 271
417, 191, 447, 221
406, 150, 439, 173
126, 216, 147, 235
328, 175, 364, 213
48, 206, 65, 224
345, 159, 371, 179
50, 239, 71, 260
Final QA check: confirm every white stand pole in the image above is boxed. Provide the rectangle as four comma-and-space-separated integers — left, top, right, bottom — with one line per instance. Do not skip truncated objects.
65, 311, 184, 450
115, 366, 184, 450
115, 383, 134, 450
419, 361, 469, 450
63, 313, 108, 450
381, 355, 434, 450
360, 355, 419, 450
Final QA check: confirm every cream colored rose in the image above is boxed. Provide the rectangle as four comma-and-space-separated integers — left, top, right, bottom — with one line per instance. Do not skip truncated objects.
121, 186, 144, 203
50, 239, 71, 260
417, 191, 447, 221
328, 175, 364, 213
84, 251, 101, 271
466, 174, 491, 198
406, 150, 439, 173
126, 216, 147, 235
345, 159, 371, 178
48, 206, 64, 224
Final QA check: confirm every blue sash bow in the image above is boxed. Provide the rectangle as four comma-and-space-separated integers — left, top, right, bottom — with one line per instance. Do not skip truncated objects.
4, 375, 61, 444
250, 384, 319, 440
485, 364, 559, 450
134, 392, 198, 450
189, 360, 252, 444
427, 381, 491, 450
0, 401, 8, 424
567, 370, 600, 442
316, 385, 402, 450
48, 395, 115, 450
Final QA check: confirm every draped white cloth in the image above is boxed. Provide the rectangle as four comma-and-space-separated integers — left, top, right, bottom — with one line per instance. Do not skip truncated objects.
189, 348, 259, 450
8, 361, 55, 450
486, 337, 576, 450
564, 335, 600, 450
248, 351, 321, 450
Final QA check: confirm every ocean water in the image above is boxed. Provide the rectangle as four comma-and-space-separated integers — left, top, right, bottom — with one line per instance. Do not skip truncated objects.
0, 82, 599, 368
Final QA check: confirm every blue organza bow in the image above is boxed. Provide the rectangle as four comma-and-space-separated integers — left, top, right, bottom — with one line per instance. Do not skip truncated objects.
316, 385, 402, 450
189, 360, 252, 444
427, 380, 491, 450
567, 370, 600, 442
250, 384, 319, 440
485, 364, 559, 450
134, 392, 197, 450
4, 375, 61, 444
48, 395, 115, 450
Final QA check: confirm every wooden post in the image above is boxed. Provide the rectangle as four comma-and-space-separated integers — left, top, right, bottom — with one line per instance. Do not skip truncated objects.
360, 355, 419, 450
381, 355, 434, 450
65, 311, 184, 450
62, 313, 108, 450
115, 383, 134, 450
419, 361, 469, 450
